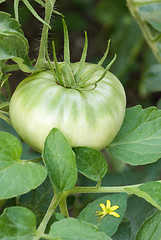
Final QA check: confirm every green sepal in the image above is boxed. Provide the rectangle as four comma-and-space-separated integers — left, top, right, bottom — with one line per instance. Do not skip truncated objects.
74, 31, 88, 83
92, 54, 117, 85
79, 39, 111, 85
62, 18, 71, 65
52, 41, 65, 86
59, 62, 76, 87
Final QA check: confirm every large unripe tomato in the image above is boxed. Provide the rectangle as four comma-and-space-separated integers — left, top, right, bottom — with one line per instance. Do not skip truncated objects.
9, 62, 126, 153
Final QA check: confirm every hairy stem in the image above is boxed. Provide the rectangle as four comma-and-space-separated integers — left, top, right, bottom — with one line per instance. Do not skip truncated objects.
36, 0, 56, 69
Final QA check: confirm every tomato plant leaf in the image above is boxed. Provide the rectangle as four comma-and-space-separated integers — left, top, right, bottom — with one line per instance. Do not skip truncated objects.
43, 128, 77, 193
135, 211, 161, 240
19, 177, 54, 226
13, 56, 35, 72
127, 0, 161, 63
78, 193, 127, 237
112, 221, 131, 240
73, 147, 108, 182
48, 218, 111, 240
137, 3, 161, 32
0, 206, 36, 239
108, 105, 161, 165
139, 182, 161, 209
141, 64, 161, 93
0, 11, 33, 72
125, 181, 161, 210
0, 131, 47, 199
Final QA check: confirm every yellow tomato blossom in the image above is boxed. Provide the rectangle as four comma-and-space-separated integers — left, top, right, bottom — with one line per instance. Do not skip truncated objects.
96, 200, 120, 221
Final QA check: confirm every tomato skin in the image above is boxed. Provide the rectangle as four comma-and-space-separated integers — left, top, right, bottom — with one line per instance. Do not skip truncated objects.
9, 63, 126, 153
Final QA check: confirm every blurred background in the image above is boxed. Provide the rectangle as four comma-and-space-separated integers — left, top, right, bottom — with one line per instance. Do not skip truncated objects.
1, 0, 160, 108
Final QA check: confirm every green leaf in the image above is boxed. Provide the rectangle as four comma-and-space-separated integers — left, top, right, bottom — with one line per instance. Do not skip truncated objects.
112, 221, 131, 240
126, 195, 154, 239
20, 177, 54, 226
0, 131, 47, 199
0, 206, 36, 239
127, 0, 161, 63
0, 0, 5, 3
48, 218, 111, 240
108, 105, 161, 165
125, 181, 161, 210
13, 56, 35, 72
138, 3, 161, 32
0, 11, 33, 72
135, 211, 161, 240
73, 147, 108, 182
43, 128, 77, 193
78, 193, 128, 236
142, 64, 161, 93
139, 182, 161, 208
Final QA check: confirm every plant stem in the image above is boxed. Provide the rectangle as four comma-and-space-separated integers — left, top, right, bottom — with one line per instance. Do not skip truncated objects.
36, 0, 56, 69
59, 194, 69, 217
66, 185, 136, 195
67, 181, 161, 196
34, 193, 61, 240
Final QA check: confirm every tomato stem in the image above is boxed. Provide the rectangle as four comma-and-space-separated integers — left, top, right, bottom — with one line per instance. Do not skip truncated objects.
36, 0, 56, 69
34, 193, 61, 240
59, 194, 69, 218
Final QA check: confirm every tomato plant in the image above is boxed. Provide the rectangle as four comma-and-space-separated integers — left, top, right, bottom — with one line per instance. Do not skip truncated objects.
1, 0, 161, 240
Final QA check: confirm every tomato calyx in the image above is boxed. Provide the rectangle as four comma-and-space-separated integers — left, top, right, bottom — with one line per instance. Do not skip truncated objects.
46, 19, 116, 91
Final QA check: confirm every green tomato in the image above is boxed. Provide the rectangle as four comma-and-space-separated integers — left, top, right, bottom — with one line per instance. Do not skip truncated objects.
9, 62, 126, 153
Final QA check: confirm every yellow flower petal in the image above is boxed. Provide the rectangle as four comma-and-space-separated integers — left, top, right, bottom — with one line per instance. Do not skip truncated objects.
106, 200, 111, 209
110, 205, 119, 211
99, 203, 106, 211
109, 211, 120, 218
